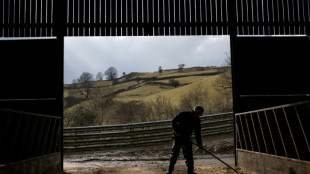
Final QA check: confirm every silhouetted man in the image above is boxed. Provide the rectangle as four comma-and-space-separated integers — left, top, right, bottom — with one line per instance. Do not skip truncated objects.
166, 105, 204, 174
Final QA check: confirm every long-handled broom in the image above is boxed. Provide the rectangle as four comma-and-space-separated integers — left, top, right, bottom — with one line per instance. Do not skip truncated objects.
192, 142, 240, 174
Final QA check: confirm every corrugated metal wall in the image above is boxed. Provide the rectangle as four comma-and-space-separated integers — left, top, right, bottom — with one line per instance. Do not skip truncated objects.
1, 0, 309, 37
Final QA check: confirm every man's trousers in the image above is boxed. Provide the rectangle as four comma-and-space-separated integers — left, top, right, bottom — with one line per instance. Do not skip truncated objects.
167, 136, 194, 173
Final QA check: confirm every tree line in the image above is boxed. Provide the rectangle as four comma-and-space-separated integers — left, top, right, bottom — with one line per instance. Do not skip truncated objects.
72, 64, 187, 84
72, 66, 119, 84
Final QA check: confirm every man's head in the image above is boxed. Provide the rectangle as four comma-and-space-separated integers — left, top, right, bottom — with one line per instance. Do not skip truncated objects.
193, 105, 204, 118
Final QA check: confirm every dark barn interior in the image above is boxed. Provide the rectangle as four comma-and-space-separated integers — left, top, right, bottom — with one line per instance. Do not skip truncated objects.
0, 39, 63, 173
0, 0, 309, 173
233, 36, 310, 173
233, 37, 310, 113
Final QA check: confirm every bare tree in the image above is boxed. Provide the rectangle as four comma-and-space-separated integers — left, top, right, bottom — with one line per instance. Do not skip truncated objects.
64, 105, 96, 127
77, 72, 93, 100
211, 52, 233, 113
105, 67, 118, 81
113, 100, 145, 124
136, 77, 141, 84
78, 72, 93, 83
168, 78, 180, 87
148, 95, 177, 120
158, 66, 163, 75
88, 86, 115, 125
178, 64, 185, 72
63, 109, 74, 127
179, 83, 209, 112
214, 52, 232, 91
96, 72, 104, 81
72, 79, 78, 84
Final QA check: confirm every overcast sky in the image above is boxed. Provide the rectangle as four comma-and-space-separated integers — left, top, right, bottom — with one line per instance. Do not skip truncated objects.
64, 36, 230, 84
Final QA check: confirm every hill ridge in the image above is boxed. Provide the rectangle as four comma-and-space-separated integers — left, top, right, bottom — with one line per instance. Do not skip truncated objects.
64, 67, 223, 109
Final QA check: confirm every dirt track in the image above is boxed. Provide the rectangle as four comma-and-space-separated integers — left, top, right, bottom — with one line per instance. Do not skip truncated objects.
63, 134, 252, 174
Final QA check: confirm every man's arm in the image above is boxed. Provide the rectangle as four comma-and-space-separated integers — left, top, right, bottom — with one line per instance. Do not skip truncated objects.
172, 112, 183, 136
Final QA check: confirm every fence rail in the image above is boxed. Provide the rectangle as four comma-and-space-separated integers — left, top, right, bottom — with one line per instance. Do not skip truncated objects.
235, 100, 310, 161
0, 108, 61, 165
63, 112, 234, 151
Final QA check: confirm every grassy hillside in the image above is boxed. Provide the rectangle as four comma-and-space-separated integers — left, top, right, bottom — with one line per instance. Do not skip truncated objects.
64, 67, 221, 108
64, 66, 232, 126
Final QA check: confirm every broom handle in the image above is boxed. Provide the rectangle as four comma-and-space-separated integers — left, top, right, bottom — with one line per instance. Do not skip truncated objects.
192, 142, 240, 174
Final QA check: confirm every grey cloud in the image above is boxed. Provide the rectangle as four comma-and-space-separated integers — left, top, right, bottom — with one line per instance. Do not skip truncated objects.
64, 36, 230, 84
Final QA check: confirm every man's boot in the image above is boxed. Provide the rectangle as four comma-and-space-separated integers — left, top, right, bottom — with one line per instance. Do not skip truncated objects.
165, 163, 174, 174
188, 172, 197, 174
185, 156, 195, 174
187, 165, 197, 174
166, 151, 178, 174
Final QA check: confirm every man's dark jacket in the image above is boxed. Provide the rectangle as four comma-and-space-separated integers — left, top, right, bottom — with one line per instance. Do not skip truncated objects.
172, 111, 202, 147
